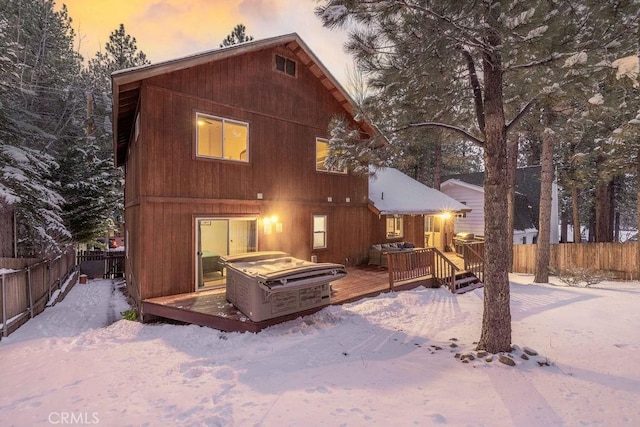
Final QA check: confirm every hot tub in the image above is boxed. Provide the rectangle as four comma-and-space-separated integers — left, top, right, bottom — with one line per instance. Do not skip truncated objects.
221, 252, 347, 322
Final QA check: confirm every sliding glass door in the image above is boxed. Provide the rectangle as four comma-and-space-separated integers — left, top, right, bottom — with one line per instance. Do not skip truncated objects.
196, 218, 257, 289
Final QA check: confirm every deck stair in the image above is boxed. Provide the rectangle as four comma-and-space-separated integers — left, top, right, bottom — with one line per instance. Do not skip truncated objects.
452, 271, 483, 294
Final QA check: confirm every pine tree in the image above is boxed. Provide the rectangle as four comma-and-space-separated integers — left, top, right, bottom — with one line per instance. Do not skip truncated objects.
73, 24, 151, 243
0, 0, 85, 256
86, 24, 150, 94
220, 24, 254, 47
316, 0, 639, 353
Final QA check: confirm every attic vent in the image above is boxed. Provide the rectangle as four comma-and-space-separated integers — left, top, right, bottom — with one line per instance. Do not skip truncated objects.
275, 54, 296, 77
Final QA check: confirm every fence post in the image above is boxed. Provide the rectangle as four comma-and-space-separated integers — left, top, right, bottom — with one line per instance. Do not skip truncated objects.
2, 274, 7, 337
27, 266, 33, 318
47, 261, 52, 302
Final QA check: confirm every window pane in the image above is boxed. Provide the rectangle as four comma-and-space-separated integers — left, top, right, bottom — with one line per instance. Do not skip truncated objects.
313, 215, 326, 231
386, 215, 403, 238
275, 55, 285, 72
196, 113, 248, 162
313, 232, 326, 249
224, 121, 248, 161
316, 140, 329, 171
197, 116, 223, 157
313, 215, 327, 249
316, 138, 346, 174
285, 59, 296, 76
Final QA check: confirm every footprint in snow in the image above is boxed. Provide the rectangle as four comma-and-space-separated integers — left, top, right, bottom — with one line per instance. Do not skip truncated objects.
214, 367, 234, 380
305, 385, 330, 394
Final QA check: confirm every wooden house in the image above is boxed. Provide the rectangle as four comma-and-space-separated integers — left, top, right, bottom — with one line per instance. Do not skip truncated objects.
368, 167, 470, 251
441, 165, 559, 245
112, 33, 469, 315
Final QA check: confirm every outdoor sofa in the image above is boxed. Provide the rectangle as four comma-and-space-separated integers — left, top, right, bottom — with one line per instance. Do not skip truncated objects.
368, 242, 416, 267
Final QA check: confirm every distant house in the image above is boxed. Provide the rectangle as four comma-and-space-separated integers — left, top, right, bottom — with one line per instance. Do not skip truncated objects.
368, 167, 470, 251
441, 166, 559, 245
112, 33, 469, 313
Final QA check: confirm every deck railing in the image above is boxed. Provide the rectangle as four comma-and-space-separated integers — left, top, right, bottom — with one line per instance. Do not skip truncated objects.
386, 249, 433, 289
431, 248, 460, 292
386, 248, 460, 291
462, 242, 485, 283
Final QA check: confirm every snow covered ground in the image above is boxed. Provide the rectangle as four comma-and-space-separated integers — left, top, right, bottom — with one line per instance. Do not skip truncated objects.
0, 275, 639, 426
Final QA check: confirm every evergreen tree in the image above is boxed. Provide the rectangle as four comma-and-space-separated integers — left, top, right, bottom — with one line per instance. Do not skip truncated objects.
86, 24, 149, 94
73, 24, 150, 244
316, 0, 639, 353
220, 24, 254, 47
0, 0, 84, 256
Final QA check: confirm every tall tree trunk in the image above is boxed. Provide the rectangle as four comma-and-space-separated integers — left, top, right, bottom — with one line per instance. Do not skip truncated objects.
595, 181, 613, 242
506, 137, 518, 272
534, 113, 555, 283
477, 3, 511, 353
433, 133, 443, 189
0, 202, 14, 258
572, 186, 581, 243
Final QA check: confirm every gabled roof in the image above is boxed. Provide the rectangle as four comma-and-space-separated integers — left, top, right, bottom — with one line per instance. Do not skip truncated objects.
368, 168, 470, 216
111, 33, 377, 167
440, 178, 484, 194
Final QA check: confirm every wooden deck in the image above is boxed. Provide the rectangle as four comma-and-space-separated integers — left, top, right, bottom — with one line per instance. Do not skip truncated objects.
142, 252, 466, 333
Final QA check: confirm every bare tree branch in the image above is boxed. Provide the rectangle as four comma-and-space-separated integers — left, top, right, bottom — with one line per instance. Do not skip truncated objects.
506, 99, 536, 133
398, 121, 485, 146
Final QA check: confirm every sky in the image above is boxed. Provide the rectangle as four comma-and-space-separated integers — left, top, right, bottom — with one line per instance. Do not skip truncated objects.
1, 273, 639, 425
56, 0, 353, 87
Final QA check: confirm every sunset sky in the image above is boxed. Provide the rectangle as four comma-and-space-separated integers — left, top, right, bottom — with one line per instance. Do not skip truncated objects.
56, 0, 352, 86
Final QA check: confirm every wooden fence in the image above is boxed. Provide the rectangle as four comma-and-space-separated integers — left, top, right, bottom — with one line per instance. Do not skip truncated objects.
0, 247, 78, 339
76, 250, 125, 278
512, 242, 640, 279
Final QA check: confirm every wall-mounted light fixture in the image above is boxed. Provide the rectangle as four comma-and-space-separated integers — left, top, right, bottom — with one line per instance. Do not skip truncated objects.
263, 215, 282, 234
438, 211, 452, 220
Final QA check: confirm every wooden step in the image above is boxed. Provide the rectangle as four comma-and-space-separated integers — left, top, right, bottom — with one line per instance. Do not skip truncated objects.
454, 275, 479, 287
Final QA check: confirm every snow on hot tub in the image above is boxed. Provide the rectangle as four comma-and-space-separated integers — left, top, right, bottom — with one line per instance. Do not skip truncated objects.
221, 251, 347, 322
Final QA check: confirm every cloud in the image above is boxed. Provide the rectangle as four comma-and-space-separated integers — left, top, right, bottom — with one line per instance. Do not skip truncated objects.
57, 0, 352, 87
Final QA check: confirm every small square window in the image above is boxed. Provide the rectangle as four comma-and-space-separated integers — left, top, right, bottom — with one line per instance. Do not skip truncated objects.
275, 54, 296, 77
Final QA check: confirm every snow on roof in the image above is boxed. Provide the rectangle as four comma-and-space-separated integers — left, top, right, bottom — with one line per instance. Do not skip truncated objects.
368, 168, 470, 215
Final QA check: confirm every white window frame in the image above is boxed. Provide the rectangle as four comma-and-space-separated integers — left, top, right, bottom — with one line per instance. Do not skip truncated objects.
196, 112, 249, 162
313, 214, 327, 249
316, 138, 347, 174
386, 215, 404, 239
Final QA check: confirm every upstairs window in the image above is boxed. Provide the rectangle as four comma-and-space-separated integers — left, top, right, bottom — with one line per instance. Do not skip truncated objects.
196, 113, 248, 162
386, 215, 404, 239
316, 138, 347, 174
275, 54, 296, 77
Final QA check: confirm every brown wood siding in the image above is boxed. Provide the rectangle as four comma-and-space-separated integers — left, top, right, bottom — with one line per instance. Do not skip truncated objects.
125, 45, 375, 304
134, 198, 372, 301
